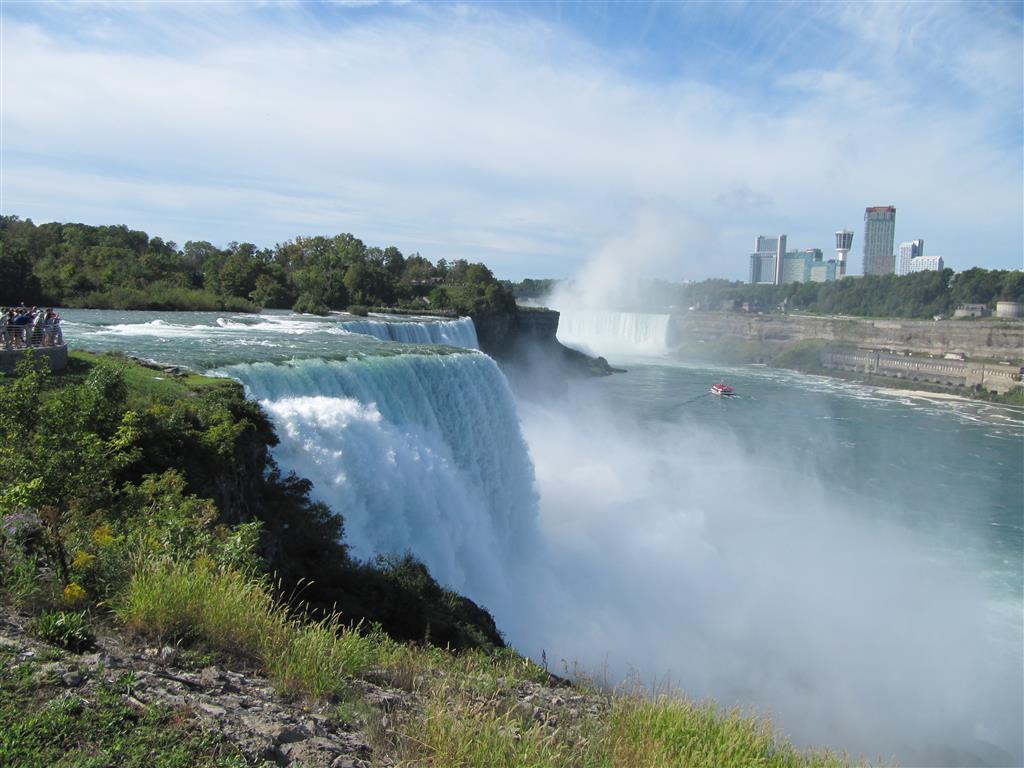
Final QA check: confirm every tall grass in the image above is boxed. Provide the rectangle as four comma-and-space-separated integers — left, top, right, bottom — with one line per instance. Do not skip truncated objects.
396, 690, 858, 768
114, 558, 391, 698
114, 559, 872, 767
601, 693, 852, 768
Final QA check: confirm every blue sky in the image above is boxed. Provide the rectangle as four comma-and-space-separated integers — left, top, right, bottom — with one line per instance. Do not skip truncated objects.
2, 0, 1021, 281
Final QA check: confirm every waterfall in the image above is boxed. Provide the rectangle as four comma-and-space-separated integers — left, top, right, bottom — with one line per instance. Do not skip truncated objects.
340, 316, 479, 349
224, 352, 536, 595
555, 310, 671, 357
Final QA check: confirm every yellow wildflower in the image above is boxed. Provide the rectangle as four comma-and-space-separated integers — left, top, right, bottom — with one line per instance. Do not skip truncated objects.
92, 524, 114, 547
62, 582, 87, 605
72, 550, 96, 570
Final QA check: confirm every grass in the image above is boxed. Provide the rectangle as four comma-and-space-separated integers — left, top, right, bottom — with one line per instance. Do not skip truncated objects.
601, 694, 851, 768
31, 610, 92, 652
110, 557, 872, 766
393, 687, 860, 768
114, 557, 394, 698
61, 351, 236, 407
0, 648, 245, 768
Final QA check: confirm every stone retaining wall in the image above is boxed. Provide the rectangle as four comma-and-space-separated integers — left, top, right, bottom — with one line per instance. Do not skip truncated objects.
0, 345, 69, 375
821, 348, 1022, 394
672, 312, 1023, 361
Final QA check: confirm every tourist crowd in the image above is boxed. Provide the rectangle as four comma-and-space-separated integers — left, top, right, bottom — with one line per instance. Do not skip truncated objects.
1, 306, 63, 350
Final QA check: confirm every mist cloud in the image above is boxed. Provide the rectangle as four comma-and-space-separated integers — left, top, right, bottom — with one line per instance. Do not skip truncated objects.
503, 382, 1022, 767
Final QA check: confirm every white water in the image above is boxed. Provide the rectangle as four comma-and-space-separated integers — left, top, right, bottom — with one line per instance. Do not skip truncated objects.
85, 313, 477, 348
555, 309, 671, 356
339, 316, 479, 348
225, 353, 535, 598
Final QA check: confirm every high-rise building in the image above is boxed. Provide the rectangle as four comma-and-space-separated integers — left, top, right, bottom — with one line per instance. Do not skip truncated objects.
749, 234, 787, 285
863, 206, 896, 275
780, 248, 824, 283
835, 230, 853, 277
906, 255, 944, 273
896, 239, 924, 276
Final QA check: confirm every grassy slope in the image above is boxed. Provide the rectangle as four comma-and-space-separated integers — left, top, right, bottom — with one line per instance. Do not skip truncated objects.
63, 351, 235, 405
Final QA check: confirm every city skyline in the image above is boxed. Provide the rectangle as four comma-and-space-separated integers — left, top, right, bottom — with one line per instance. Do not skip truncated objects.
1, 1, 1021, 282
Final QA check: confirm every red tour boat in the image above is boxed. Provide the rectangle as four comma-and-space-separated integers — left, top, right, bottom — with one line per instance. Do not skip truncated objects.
710, 383, 734, 396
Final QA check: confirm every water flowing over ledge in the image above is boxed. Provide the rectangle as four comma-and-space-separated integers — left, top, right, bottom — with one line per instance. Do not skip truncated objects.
339, 315, 479, 349
555, 309, 671, 357
223, 353, 538, 597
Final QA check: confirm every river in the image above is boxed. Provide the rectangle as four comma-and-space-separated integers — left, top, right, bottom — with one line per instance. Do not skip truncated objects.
57, 307, 1023, 766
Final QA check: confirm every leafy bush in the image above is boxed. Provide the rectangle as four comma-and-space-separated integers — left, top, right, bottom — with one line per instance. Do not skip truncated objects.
32, 610, 92, 652
292, 294, 331, 315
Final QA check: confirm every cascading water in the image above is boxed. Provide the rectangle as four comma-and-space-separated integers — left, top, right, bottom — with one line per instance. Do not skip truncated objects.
555, 309, 671, 356
340, 316, 479, 348
225, 352, 536, 600
58, 307, 1022, 765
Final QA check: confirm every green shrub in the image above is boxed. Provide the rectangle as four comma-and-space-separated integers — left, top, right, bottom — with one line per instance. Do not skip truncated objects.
32, 610, 92, 652
292, 294, 331, 315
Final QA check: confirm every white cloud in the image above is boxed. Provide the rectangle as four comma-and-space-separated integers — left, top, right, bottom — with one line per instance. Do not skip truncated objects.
1, 2, 1020, 278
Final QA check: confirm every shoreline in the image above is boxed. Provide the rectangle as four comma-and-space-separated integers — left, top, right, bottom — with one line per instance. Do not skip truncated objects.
871, 387, 977, 403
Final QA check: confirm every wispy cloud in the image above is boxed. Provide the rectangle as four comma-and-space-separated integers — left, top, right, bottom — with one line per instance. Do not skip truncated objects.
1, 1, 1020, 277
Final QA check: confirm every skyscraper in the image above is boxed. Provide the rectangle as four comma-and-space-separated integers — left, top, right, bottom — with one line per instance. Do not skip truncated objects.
748, 234, 787, 285
863, 206, 896, 275
896, 239, 924, 276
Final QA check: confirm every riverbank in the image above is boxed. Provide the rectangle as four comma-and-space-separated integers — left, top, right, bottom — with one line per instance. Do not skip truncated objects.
0, 351, 860, 767
671, 337, 1024, 405
672, 311, 1024, 362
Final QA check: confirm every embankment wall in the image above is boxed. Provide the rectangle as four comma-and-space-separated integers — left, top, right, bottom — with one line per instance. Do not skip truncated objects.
672, 313, 1023, 361
821, 349, 1021, 394
0, 345, 69, 375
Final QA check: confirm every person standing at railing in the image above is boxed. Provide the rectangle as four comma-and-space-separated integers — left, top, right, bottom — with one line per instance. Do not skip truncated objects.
45, 309, 63, 346
31, 308, 45, 347
11, 308, 31, 348
0, 308, 10, 350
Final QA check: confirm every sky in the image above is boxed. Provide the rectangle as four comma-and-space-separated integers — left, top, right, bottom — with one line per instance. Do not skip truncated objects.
1, 0, 1021, 281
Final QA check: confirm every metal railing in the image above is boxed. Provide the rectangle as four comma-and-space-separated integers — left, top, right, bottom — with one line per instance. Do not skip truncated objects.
1, 319, 64, 351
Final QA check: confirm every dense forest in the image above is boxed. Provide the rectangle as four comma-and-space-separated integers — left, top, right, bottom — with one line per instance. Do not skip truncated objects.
0, 216, 514, 317
514, 268, 1024, 319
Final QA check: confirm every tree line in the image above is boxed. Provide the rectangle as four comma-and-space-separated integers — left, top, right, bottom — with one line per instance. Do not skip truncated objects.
0, 216, 514, 317
513, 268, 1024, 319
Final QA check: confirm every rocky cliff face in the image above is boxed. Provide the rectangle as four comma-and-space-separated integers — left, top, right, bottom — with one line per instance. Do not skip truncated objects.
471, 307, 615, 398
672, 312, 1024, 361
473, 308, 613, 372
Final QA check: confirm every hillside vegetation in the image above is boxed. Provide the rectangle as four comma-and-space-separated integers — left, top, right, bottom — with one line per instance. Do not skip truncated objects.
0, 216, 514, 318
0, 353, 870, 766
